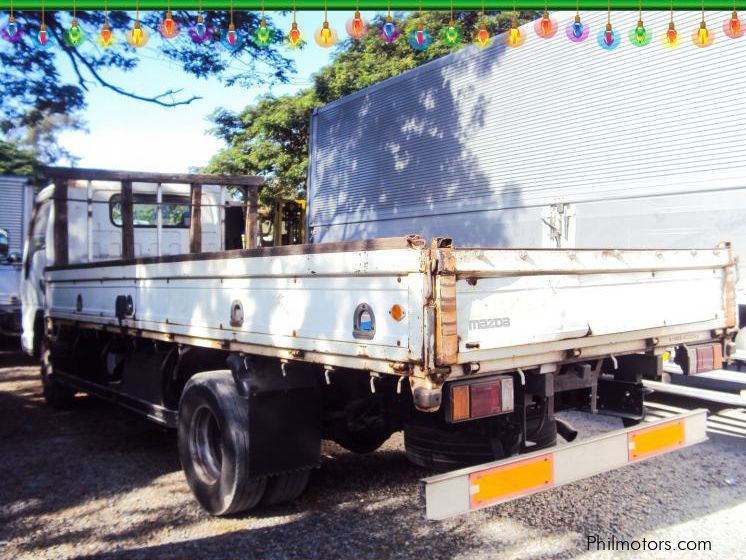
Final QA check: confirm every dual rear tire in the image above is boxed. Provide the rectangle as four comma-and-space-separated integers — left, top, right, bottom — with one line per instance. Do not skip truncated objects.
177, 371, 310, 516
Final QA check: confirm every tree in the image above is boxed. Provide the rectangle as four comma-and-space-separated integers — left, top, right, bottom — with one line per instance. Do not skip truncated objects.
1, 10, 292, 163
0, 140, 41, 177
207, 11, 538, 206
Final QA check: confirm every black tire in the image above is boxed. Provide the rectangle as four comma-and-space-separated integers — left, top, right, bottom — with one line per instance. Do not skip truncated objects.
40, 338, 76, 408
178, 370, 267, 516
261, 470, 311, 507
333, 423, 392, 454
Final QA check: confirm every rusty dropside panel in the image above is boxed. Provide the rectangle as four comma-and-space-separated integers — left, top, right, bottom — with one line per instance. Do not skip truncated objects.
431, 238, 458, 367
721, 242, 738, 329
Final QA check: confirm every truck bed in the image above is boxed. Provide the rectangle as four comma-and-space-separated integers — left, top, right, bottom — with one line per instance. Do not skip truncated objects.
44, 236, 736, 385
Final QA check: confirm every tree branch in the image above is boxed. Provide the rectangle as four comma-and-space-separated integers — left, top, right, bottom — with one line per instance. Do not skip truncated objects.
50, 25, 201, 108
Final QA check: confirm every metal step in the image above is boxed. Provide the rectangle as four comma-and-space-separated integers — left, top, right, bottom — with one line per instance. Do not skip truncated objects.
643, 380, 746, 407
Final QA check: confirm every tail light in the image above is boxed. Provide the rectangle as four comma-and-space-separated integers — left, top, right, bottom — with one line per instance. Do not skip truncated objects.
677, 343, 723, 374
447, 375, 514, 423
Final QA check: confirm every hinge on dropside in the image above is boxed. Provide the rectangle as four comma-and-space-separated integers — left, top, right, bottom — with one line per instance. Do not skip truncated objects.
430, 238, 458, 367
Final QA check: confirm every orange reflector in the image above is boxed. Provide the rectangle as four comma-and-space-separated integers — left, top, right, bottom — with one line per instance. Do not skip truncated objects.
389, 304, 405, 321
628, 419, 685, 461
469, 453, 553, 509
451, 384, 470, 422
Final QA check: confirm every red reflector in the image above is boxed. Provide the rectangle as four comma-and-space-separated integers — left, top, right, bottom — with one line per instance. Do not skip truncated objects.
470, 381, 502, 418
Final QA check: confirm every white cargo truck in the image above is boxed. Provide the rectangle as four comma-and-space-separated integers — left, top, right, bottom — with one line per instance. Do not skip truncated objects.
23, 165, 734, 519
306, 9, 746, 404
1, 175, 34, 337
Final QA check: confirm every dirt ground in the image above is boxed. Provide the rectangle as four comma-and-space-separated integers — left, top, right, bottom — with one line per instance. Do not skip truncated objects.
2, 340, 746, 560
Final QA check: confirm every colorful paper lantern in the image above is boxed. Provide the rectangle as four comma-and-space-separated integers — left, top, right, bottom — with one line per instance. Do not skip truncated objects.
189, 15, 211, 44
408, 22, 432, 51
380, 15, 400, 43
1, 15, 22, 43
440, 21, 461, 46
64, 19, 86, 47
475, 21, 493, 48
629, 18, 652, 46
692, 20, 715, 47
221, 22, 243, 50
315, 20, 338, 48
663, 20, 679, 47
534, 11, 558, 39
34, 22, 56, 49
346, 10, 368, 39
159, 11, 180, 39
505, 19, 525, 48
253, 18, 273, 47
96, 20, 116, 48
566, 14, 589, 42
597, 22, 620, 50
126, 20, 150, 48
723, 10, 744, 38
287, 21, 301, 48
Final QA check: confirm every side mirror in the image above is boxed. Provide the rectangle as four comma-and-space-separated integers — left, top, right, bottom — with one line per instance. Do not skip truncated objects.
7, 252, 22, 264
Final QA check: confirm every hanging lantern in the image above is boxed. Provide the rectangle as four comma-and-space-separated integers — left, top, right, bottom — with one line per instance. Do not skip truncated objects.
663, 20, 679, 47
440, 21, 461, 46
126, 20, 150, 48
597, 22, 620, 50
629, 18, 652, 46
159, 11, 179, 39
566, 14, 589, 42
723, 10, 744, 38
1, 15, 22, 43
96, 20, 116, 48
346, 10, 368, 39
475, 21, 492, 48
64, 18, 86, 47
380, 15, 400, 43
408, 21, 432, 51
220, 23, 242, 50
287, 21, 301, 48
33, 22, 56, 49
505, 19, 525, 48
534, 11, 558, 38
189, 14, 211, 43
692, 20, 715, 47
253, 18, 273, 47
315, 20, 338, 47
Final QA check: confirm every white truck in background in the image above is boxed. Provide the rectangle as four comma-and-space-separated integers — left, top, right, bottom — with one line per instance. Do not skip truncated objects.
1, 175, 33, 338
23, 167, 735, 519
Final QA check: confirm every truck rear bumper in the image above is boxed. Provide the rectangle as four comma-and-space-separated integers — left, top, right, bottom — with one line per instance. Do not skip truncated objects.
421, 408, 708, 520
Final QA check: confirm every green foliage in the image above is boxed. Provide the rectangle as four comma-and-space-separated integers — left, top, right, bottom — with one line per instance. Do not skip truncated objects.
208, 11, 538, 206
0, 140, 40, 177
206, 89, 321, 207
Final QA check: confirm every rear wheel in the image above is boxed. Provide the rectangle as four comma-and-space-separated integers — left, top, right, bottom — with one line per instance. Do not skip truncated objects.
178, 371, 266, 516
261, 470, 311, 506
40, 338, 76, 408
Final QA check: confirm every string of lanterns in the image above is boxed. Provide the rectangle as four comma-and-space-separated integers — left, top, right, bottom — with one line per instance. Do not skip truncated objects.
2, 2, 744, 50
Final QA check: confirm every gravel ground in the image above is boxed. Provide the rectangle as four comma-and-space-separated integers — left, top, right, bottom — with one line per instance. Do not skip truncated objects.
2, 341, 746, 560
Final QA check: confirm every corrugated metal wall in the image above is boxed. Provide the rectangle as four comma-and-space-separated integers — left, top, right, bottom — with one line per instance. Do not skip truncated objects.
0, 175, 29, 254
308, 11, 745, 246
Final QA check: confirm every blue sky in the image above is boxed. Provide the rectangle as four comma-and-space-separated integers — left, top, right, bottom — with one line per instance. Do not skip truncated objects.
57, 11, 377, 172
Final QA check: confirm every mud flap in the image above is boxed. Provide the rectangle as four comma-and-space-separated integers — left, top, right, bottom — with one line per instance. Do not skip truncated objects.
227, 354, 322, 478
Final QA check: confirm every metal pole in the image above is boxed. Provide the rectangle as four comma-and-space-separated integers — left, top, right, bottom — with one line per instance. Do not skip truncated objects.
156, 183, 163, 257
86, 180, 93, 262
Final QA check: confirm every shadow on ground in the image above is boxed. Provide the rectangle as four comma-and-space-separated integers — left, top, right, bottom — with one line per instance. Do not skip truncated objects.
1, 348, 746, 560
